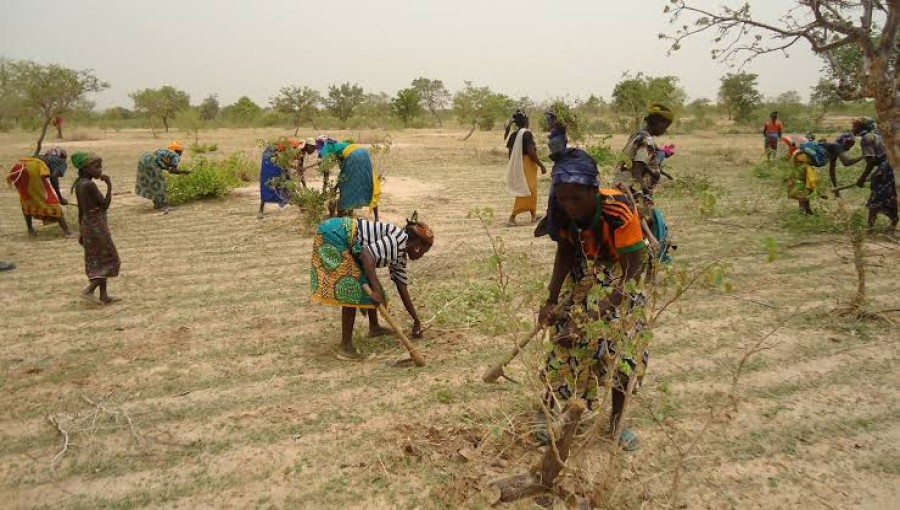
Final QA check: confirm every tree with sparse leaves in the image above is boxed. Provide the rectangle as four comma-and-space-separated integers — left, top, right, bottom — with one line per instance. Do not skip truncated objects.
452, 81, 513, 140
272, 85, 321, 134
199, 94, 220, 121
411, 77, 450, 126
612, 72, 686, 130
7, 59, 108, 154
391, 88, 423, 127
325, 82, 365, 125
810, 78, 844, 125
130, 86, 190, 134
663, 0, 899, 171
718, 72, 762, 122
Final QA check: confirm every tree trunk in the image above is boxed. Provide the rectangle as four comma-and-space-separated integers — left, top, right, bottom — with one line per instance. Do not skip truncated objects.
870, 55, 899, 174
462, 121, 477, 141
429, 107, 442, 127
294, 124, 300, 136
162, 116, 170, 133
487, 400, 586, 504
34, 116, 52, 156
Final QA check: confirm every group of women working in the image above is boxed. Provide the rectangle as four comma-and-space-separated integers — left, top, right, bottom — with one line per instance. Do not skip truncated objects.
785, 117, 898, 231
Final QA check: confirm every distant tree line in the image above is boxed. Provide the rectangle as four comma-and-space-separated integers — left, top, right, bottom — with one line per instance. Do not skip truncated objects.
0, 56, 878, 150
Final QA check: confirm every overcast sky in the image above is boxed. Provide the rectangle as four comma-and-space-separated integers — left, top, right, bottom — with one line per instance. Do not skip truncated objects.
1, 0, 825, 109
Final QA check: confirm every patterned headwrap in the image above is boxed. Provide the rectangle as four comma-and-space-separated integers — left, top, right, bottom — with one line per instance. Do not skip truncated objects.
836, 132, 856, 148
853, 117, 876, 134
646, 103, 674, 122
168, 140, 185, 152
154, 148, 181, 169
71, 152, 101, 170
406, 211, 434, 248
43, 147, 68, 159
316, 135, 340, 157
550, 148, 600, 188
41, 147, 69, 177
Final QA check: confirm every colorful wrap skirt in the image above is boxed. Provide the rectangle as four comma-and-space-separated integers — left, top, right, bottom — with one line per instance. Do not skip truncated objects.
260, 148, 291, 205
540, 265, 650, 411
135, 153, 168, 207
867, 160, 898, 216
81, 209, 120, 280
310, 217, 378, 309
337, 148, 374, 211
7, 157, 64, 222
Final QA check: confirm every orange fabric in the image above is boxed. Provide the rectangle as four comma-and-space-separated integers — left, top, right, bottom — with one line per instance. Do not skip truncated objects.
764, 120, 783, 135
6, 157, 64, 221
560, 189, 646, 262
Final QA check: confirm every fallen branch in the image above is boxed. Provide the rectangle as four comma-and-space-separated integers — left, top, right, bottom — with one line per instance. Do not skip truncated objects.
47, 414, 71, 474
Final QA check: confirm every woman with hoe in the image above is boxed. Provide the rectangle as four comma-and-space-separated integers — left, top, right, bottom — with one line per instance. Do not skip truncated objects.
310, 212, 434, 360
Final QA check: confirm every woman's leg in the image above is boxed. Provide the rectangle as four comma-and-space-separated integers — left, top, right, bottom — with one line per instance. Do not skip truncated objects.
24, 215, 36, 236
341, 307, 357, 354
373, 206, 379, 222
366, 308, 391, 337
867, 208, 878, 231
258, 199, 265, 219
82, 279, 100, 296
58, 217, 73, 237
98, 279, 113, 303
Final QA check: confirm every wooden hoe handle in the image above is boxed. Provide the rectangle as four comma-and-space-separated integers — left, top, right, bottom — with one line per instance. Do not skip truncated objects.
362, 284, 427, 366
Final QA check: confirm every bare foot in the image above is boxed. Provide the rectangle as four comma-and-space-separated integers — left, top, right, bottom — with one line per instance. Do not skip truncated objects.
80, 292, 103, 305
368, 326, 393, 338
100, 295, 120, 305
335, 348, 370, 361
28, 231, 37, 238
506, 219, 517, 227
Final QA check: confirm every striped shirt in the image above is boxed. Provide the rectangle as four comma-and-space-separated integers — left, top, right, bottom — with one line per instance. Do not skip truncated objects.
356, 219, 409, 286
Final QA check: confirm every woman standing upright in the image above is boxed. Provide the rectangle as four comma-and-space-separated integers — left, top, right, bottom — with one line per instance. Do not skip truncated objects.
505, 109, 547, 226
852, 118, 898, 233
71, 152, 120, 305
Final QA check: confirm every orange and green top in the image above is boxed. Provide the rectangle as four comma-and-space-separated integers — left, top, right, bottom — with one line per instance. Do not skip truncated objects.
557, 189, 646, 263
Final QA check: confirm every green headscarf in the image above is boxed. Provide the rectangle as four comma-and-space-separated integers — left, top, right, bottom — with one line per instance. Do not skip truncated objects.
647, 103, 674, 122
71, 151, 101, 170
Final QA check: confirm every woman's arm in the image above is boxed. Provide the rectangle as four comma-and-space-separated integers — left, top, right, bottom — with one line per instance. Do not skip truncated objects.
540, 241, 575, 324
856, 160, 877, 186
395, 282, 423, 337
98, 175, 113, 210
525, 142, 548, 174
839, 152, 863, 166
49, 174, 67, 205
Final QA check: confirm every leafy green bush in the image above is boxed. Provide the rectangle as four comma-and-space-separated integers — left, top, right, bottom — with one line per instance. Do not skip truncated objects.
585, 135, 617, 167
189, 142, 218, 154
219, 151, 257, 182
167, 156, 241, 204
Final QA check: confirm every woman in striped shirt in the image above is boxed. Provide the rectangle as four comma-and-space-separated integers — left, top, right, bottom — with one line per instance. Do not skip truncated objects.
311, 213, 435, 359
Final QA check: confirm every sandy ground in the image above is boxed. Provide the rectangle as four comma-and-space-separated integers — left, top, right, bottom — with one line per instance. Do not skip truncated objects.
0, 127, 897, 509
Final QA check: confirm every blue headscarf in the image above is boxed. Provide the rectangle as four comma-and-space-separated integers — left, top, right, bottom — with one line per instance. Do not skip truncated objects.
154, 148, 180, 169
539, 148, 601, 241
550, 148, 600, 187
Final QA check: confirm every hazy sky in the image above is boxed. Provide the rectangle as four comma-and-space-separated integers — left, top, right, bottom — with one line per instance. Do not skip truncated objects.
1, 0, 824, 109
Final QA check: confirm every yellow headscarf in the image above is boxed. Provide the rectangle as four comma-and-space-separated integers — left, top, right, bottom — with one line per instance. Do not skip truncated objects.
168, 140, 185, 152
647, 103, 674, 122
